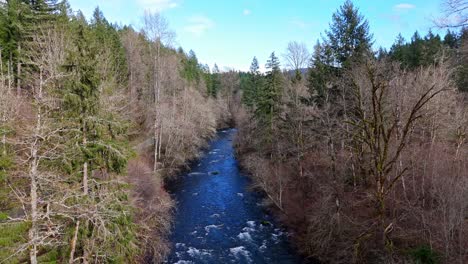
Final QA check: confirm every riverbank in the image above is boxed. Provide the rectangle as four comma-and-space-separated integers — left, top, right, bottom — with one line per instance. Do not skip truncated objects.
125, 95, 231, 263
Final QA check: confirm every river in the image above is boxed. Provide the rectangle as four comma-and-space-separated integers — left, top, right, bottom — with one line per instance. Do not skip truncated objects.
165, 129, 302, 264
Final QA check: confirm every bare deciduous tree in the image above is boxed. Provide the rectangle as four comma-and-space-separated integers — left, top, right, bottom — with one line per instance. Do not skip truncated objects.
1, 26, 71, 264
349, 58, 454, 247
143, 11, 175, 173
436, 0, 468, 27
283, 41, 310, 72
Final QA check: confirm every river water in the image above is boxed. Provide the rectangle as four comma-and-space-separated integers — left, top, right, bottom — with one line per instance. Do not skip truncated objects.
165, 129, 302, 264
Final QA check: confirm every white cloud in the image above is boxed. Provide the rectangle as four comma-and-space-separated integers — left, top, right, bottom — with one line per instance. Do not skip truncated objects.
394, 3, 416, 10
184, 15, 214, 37
138, 0, 180, 11
290, 18, 309, 29
243, 9, 251, 16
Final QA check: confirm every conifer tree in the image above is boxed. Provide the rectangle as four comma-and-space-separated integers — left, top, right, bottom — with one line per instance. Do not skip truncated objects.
182, 49, 201, 83
443, 29, 458, 48
255, 52, 282, 128
307, 41, 334, 106
242, 56, 262, 108
324, 0, 373, 67
208, 63, 221, 97
62, 16, 132, 262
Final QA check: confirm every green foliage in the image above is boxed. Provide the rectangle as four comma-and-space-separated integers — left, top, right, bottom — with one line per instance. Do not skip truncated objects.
0, 147, 14, 210
0, 222, 30, 263
0, 0, 63, 86
324, 0, 373, 67
208, 63, 221, 97
75, 190, 140, 263
181, 49, 201, 83
457, 29, 468, 92
37, 248, 59, 264
388, 28, 468, 92
90, 7, 128, 83
0, 212, 7, 220
443, 29, 458, 49
389, 31, 446, 69
255, 52, 282, 128
62, 18, 129, 176
409, 245, 440, 264
307, 41, 336, 106
242, 57, 263, 108
0, 0, 28, 80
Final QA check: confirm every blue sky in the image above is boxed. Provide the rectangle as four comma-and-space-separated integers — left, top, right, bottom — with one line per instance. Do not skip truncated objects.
68, 0, 444, 71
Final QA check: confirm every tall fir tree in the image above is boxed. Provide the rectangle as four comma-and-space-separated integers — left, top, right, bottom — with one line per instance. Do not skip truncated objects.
242, 56, 262, 108
307, 41, 334, 106
255, 52, 282, 129
324, 0, 373, 67
208, 63, 220, 97
181, 49, 201, 83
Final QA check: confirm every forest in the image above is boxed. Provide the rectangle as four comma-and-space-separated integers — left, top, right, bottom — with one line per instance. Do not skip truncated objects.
0, 0, 466, 263
0, 0, 230, 263
234, 1, 468, 263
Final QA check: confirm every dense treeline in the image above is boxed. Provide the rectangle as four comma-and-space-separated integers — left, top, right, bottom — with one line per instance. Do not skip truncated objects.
385, 29, 468, 92
234, 0, 467, 263
0, 1, 228, 263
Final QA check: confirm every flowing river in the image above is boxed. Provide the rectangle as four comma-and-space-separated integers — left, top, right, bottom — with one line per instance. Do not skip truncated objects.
165, 129, 302, 264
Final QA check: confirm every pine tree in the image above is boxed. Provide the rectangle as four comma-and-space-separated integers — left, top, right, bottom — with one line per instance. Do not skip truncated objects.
255, 52, 282, 128
0, 0, 29, 95
421, 30, 443, 66
457, 28, 468, 92
389, 34, 408, 66
0, 0, 63, 96
62, 16, 133, 262
408, 31, 423, 68
208, 63, 221, 97
242, 56, 262, 108
181, 50, 201, 83
324, 0, 373, 67
63, 18, 128, 195
90, 7, 127, 85
443, 29, 458, 49
307, 41, 333, 106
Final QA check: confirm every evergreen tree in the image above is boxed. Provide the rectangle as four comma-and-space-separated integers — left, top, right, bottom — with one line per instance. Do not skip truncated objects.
242, 56, 262, 108
307, 41, 333, 106
421, 30, 443, 66
63, 18, 128, 193
62, 16, 133, 261
255, 52, 282, 128
208, 63, 221, 97
389, 34, 407, 66
443, 29, 458, 49
389, 31, 445, 69
0, 0, 63, 95
181, 49, 201, 83
324, 0, 373, 67
90, 7, 127, 84
457, 28, 468, 92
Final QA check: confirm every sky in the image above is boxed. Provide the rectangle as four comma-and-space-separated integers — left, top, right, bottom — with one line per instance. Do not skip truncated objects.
68, 0, 445, 72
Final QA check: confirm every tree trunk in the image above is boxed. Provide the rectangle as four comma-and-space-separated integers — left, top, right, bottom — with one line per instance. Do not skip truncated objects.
0, 50, 5, 156
28, 66, 46, 264
29, 117, 41, 264
29, 153, 39, 264
83, 125, 88, 195
17, 44, 21, 97
153, 41, 162, 173
69, 220, 80, 264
